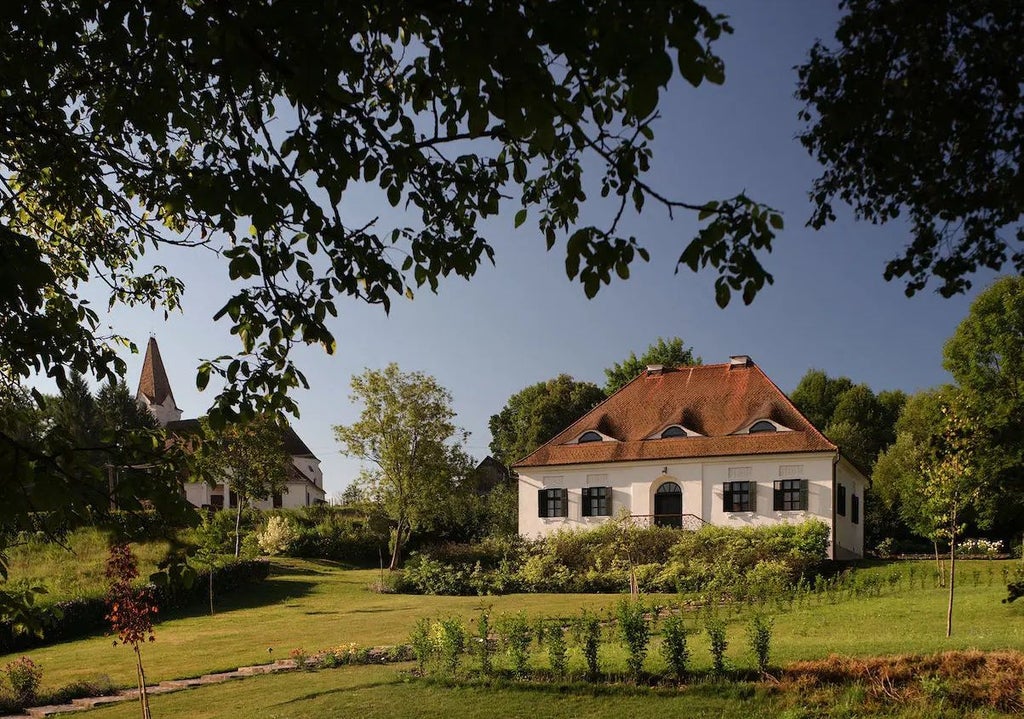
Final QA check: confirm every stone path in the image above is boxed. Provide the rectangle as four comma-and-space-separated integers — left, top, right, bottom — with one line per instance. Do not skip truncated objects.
13, 659, 300, 718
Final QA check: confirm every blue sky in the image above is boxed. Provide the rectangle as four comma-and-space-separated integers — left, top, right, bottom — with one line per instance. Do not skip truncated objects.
77, 2, 993, 498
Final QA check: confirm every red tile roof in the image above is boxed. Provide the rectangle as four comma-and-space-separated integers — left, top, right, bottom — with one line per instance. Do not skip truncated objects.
137, 337, 178, 409
513, 361, 836, 468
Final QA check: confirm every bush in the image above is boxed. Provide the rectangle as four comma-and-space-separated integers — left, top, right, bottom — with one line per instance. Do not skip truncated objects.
4, 656, 41, 707
573, 611, 602, 680
747, 613, 773, 673
394, 520, 831, 596
497, 613, 533, 677
539, 620, 568, 677
705, 615, 728, 675
409, 618, 433, 673
616, 598, 651, 680
256, 516, 297, 556
660, 611, 691, 680
435, 618, 466, 675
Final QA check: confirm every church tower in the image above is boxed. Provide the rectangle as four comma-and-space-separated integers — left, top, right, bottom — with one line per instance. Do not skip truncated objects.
136, 337, 182, 426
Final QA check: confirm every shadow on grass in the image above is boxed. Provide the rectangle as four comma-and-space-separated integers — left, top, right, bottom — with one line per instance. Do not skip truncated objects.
160, 576, 319, 622
274, 679, 401, 706
410, 673, 765, 701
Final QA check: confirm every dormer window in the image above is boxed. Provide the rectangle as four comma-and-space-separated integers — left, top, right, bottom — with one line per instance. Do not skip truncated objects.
578, 431, 603, 443
748, 420, 778, 434
660, 426, 687, 438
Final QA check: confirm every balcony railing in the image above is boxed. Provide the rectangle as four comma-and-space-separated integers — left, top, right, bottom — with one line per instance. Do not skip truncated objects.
628, 513, 707, 531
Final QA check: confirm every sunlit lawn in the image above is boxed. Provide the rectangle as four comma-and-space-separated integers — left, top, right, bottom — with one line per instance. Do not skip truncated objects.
4, 557, 1021, 697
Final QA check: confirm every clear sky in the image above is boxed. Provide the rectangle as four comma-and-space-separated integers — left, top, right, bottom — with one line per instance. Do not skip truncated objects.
75, 1, 995, 498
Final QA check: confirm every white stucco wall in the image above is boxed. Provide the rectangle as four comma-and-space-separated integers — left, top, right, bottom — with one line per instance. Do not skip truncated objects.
833, 457, 867, 559
518, 452, 857, 558
183, 477, 325, 510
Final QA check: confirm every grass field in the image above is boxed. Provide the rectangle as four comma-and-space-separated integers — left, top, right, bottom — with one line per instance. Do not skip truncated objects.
5, 528, 171, 605
2, 557, 1021, 694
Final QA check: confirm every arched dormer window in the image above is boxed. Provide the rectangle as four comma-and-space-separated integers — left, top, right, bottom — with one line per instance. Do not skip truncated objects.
578, 431, 603, 443
748, 420, 777, 434
660, 426, 687, 438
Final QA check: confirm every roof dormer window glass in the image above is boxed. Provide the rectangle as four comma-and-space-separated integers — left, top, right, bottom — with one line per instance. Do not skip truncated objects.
748, 420, 778, 434
660, 426, 687, 438
578, 431, 603, 443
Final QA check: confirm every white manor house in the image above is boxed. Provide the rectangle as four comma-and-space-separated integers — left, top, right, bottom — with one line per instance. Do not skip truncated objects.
515, 356, 867, 559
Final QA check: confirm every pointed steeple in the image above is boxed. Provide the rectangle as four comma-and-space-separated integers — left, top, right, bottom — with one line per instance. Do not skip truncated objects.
136, 336, 182, 425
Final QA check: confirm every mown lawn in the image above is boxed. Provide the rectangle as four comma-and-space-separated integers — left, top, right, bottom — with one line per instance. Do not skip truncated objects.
3, 557, 1021, 698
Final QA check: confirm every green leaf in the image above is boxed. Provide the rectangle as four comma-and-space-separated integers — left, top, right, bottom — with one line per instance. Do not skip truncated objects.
715, 281, 731, 308
514, 209, 527, 228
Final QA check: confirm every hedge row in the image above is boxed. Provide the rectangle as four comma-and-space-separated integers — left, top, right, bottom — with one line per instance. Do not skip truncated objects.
0, 559, 270, 653
391, 521, 831, 596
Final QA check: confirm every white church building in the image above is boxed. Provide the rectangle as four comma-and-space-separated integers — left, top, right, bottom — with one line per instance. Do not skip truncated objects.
515, 356, 867, 559
136, 337, 326, 509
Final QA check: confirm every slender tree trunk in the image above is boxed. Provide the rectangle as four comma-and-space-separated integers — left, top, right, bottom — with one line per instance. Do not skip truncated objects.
234, 495, 244, 558
933, 540, 945, 587
209, 563, 215, 615
135, 644, 151, 719
947, 519, 956, 637
389, 520, 406, 571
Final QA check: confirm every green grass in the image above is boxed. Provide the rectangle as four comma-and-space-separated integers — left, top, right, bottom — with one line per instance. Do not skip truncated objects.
4, 528, 171, 605
58, 663, 1021, 719
3, 557, 1022, 699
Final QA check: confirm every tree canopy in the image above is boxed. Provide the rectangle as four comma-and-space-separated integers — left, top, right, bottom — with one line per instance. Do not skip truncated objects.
603, 337, 701, 395
193, 414, 291, 556
797, 0, 1024, 298
0, 1, 785, 427
334, 364, 473, 569
942, 275, 1024, 530
488, 374, 606, 465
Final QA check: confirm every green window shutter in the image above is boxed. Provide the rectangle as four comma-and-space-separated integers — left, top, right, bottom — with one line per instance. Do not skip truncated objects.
604, 487, 612, 516
560, 488, 569, 517
581, 487, 592, 517
537, 489, 547, 518
773, 482, 783, 511
749, 482, 757, 512
800, 480, 809, 511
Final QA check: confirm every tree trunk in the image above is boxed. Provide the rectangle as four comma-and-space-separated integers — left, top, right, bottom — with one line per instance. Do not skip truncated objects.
947, 523, 956, 637
209, 563, 215, 615
933, 540, 945, 587
388, 520, 406, 571
135, 644, 151, 719
234, 496, 244, 558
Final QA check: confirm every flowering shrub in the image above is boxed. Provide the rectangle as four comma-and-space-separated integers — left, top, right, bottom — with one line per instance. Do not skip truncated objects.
956, 539, 1003, 558
257, 516, 298, 556
4, 656, 42, 706
289, 647, 309, 669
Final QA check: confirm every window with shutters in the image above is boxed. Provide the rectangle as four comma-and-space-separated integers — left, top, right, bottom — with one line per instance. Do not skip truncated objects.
581, 486, 611, 517
723, 481, 756, 512
773, 479, 808, 511
836, 484, 846, 517
851, 494, 860, 524
538, 488, 568, 518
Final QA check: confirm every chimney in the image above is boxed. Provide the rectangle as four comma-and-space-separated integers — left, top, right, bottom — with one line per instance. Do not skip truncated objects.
728, 355, 752, 369
645, 364, 664, 377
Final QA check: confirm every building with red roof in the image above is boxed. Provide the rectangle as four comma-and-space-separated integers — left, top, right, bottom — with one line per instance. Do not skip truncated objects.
514, 356, 867, 559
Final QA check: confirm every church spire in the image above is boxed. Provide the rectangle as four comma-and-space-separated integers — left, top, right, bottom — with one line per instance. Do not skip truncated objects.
136, 336, 182, 425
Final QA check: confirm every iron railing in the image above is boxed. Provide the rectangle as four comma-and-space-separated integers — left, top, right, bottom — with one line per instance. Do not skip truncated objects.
628, 513, 707, 531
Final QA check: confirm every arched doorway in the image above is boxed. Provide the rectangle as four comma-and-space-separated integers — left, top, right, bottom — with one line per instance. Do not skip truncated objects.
654, 481, 682, 528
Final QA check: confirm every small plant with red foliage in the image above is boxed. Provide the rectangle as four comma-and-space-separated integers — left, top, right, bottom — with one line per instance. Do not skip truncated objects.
105, 543, 158, 719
